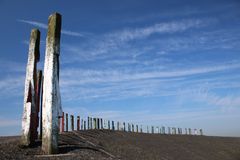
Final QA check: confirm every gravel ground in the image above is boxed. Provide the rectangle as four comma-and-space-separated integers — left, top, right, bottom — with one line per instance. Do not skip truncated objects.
0, 130, 240, 160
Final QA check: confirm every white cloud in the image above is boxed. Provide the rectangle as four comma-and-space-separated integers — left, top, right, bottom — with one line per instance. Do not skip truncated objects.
18, 19, 85, 37
0, 118, 20, 127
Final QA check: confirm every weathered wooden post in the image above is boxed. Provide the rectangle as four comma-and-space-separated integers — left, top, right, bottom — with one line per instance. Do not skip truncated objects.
112, 121, 115, 131
97, 118, 100, 129
162, 126, 165, 134
168, 127, 171, 134
100, 119, 103, 129
90, 117, 92, 129
42, 13, 62, 154
151, 126, 154, 134
81, 119, 84, 130
84, 121, 86, 130
117, 122, 119, 131
70, 115, 74, 131
108, 120, 110, 130
35, 70, 42, 138
177, 128, 180, 134
61, 112, 64, 132
66, 113, 68, 132
189, 128, 192, 135
39, 76, 44, 140
21, 29, 40, 146
77, 116, 80, 131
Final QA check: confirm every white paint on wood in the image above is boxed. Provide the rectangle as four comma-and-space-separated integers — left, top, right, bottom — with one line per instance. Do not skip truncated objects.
42, 13, 62, 154
21, 29, 40, 146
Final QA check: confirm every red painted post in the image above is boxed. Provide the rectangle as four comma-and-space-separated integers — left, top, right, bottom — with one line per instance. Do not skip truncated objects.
61, 112, 64, 132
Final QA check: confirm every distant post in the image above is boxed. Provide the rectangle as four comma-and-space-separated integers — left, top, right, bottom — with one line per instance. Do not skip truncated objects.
84, 121, 86, 130
61, 112, 64, 132
108, 120, 110, 130
123, 122, 126, 131
100, 119, 103, 129
112, 121, 115, 131
77, 116, 80, 131
70, 115, 74, 131
21, 29, 40, 146
189, 128, 192, 135
66, 113, 68, 132
168, 127, 171, 134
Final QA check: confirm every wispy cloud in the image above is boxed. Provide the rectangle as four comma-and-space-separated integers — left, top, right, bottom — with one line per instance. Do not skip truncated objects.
59, 61, 240, 102
18, 19, 85, 37
0, 118, 20, 127
60, 18, 214, 61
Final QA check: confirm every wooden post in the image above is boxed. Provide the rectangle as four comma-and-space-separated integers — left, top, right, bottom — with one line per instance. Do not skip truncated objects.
42, 13, 62, 154
61, 112, 64, 132
87, 117, 89, 130
71, 115, 74, 131
112, 121, 115, 131
117, 122, 119, 131
84, 121, 86, 130
66, 113, 68, 132
81, 119, 84, 130
123, 122, 126, 131
35, 70, 42, 139
77, 116, 80, 131
21, 29, 40, 146
108, 120, 110, 130
39, 76, 44, 139
100, 119, 103, 129
189, 128, 192, 135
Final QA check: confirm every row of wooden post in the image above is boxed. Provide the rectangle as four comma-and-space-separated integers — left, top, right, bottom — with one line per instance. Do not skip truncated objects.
59, 112, 203, 136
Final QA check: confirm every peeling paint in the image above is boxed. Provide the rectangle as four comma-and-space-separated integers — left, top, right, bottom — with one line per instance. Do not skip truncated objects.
42, 13, 62, 154
21, 29, 40, 146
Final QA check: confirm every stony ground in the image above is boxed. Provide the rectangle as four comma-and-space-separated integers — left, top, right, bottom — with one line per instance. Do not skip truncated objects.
1, 130, 240, 160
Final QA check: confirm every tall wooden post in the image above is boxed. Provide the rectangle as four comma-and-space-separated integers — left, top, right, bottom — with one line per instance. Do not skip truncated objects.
42, 13, 62, 154
21, 29, 40, 146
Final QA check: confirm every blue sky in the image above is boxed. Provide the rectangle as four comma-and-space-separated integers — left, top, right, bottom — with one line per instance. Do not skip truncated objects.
0, 0, 240, 136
